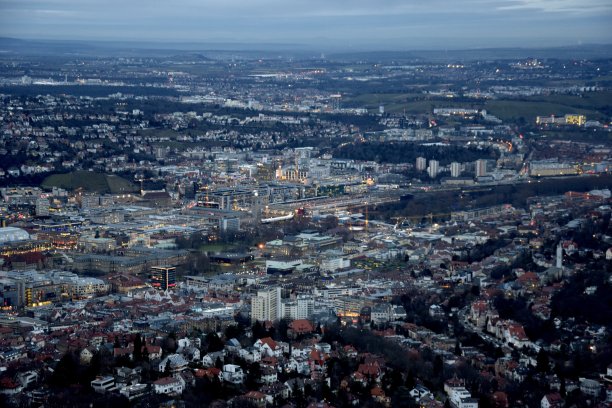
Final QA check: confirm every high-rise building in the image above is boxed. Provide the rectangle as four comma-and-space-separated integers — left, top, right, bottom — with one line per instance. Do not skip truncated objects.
556, 244, 563, 269
475, 159, 487, 178
150, 266, 176, 291
251, 287, 282, 323
281, 294, 314, 320
428, 160, 439, 178
416, 157, 427, 171
35, 198, 50, 217
450, 162, 462, 178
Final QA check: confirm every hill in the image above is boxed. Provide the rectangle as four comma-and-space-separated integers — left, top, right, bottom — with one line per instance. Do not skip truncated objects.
42, 171, 137, 194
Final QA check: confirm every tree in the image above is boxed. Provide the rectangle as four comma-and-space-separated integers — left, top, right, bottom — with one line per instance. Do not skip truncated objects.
133, 333, 143, 362
206, 332, 224, 353
536, 349, 550, 373
455, 340, 462, 356
252, 320, 266, 340
50, 352, 79, 387
161, 333, 177, 354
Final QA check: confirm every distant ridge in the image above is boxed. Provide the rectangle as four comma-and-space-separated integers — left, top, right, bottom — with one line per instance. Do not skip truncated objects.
1, 37, 611, 60
328, 44, 612, 62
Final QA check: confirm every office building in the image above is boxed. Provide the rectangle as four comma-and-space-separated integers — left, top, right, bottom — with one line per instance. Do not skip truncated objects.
35, 198, 50, 217
151, 266, 176, 291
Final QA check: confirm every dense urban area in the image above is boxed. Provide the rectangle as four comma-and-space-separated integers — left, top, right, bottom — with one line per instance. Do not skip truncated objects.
0, 41, 611, 408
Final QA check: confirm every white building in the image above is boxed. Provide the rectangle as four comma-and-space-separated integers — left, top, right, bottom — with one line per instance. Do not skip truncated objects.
35, 198, 50, 216
153, 377, 184, 395
475, 159, 487, 178
450, 162, 462, 178
320, 257, 350, 272
416, 157, 427, 171
447, 386, 479, 408
0, 227, 30, 244
91, 376, 117, 394
428, 160, 439, 178
281, 295, 314, 320
251, 287, 282, 323
222, 364, 245, 384
371, 304, 393, 324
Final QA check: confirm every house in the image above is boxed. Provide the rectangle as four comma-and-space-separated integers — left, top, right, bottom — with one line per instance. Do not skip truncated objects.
469, 301, 489, 328
315, 342, 332, 354
239, 347, 261, 363
203, 350, 226, 367
343, 345, 358, 359
17, 371, 39, 388
194, 367, 222, 381
80, 347, 95, 365
144, 344, 162, 360
352, 371, 368, 385
153, 376, 184, 395
244, 391, 267, 408
491, 391, 509, 408
179, 370, 196, 388
579, 378, 602, 398
261, 383, 290, 404
291, 343, 312, 358
286, 357, 310, 376
0, 377, 23, 396
178, 345, 200, 362
541, 393, 563, 408
225, 338, 242, 353
456, 397, 479, 408
501, 322, 529, 348
391, 305, 407, 320
222, 364, 244, 384
158, 354, 189, 374
119, 384, 149, 401
371, 303, 393, 324
418, 394, 445, 408
114, 366, 142, 387
447, 386, 474, 408
409, 384, 432, 400
260, 366, 278, 384
309, 349, 327, 379
357, 361, 383, 382
288, 319, 315, 337
371, 386, 391, 406
254, 337, 283, 357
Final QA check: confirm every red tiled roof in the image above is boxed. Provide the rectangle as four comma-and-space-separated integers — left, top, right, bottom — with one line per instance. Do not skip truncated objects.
245, 391, 266, 400
153, 376, 180, 386
259, 337, 277, 350
289, 319, 314, 334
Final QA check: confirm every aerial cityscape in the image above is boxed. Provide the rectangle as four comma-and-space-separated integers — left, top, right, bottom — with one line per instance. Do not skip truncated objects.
0, 2, 611, 408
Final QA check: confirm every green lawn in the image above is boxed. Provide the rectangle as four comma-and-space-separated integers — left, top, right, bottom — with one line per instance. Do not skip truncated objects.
42, 171, 137, 193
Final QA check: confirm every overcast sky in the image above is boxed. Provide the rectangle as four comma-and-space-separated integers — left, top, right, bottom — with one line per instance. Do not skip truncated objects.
1, 0, 611, 50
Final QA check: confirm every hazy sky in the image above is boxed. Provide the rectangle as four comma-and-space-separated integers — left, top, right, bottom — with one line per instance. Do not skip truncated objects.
1, 0, 611, 49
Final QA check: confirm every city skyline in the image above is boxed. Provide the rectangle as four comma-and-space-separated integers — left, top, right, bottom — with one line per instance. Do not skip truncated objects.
1, 0, 611, 50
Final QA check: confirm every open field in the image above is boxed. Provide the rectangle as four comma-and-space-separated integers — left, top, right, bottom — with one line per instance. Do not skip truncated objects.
42, 171, 137, 193
344, 91, 612, 121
